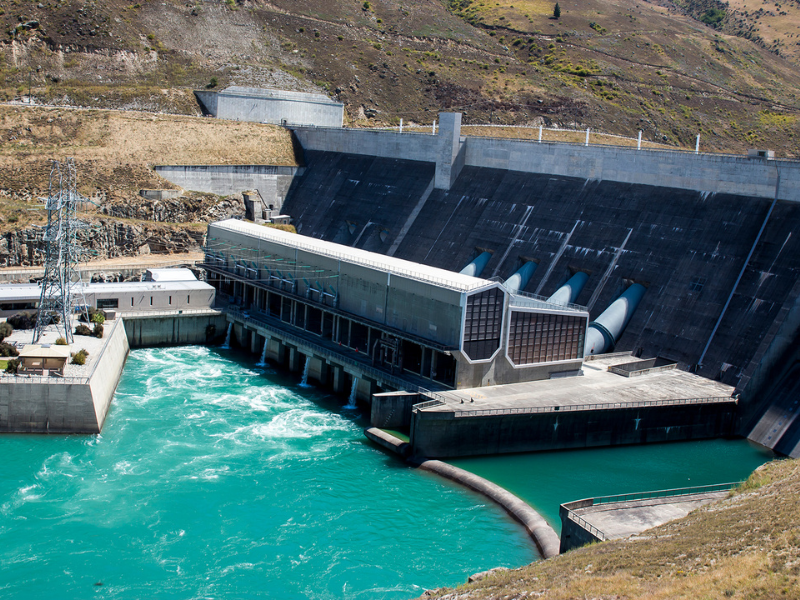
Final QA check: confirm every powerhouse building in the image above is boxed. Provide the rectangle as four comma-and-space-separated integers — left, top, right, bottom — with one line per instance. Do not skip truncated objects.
204, 219, 589, 389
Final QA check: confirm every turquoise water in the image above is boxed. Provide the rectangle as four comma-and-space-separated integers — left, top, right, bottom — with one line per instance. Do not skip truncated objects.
451, 438, 775, 532
0, 347, 535, 599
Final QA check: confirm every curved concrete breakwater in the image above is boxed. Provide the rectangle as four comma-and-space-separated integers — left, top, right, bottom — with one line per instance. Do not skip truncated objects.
365, 427, 560, 559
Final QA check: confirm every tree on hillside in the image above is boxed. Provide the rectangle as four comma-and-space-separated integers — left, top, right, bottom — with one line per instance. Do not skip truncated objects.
553, 3, 561, 19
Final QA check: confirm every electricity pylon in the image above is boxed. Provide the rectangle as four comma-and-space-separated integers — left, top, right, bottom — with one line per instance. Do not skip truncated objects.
32, 159, 89, 344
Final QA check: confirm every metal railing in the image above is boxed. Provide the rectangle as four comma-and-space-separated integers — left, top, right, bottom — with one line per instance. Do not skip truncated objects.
566, 512, 607, 542
509, 289, 587, 313
446, 395, 736, 417
117, 308, 222, 318
203, 263, 456, 353
4, 373, 90, 384
591, 482, 738, 506
562, 481, 738, 542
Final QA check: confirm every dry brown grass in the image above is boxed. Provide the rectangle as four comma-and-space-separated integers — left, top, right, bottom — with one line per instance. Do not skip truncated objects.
420, 459, 800, 600
0, 104, 297, 170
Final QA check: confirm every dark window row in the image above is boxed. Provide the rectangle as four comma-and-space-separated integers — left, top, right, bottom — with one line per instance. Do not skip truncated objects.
508, 311, 586, 365
463, 287, 504, 361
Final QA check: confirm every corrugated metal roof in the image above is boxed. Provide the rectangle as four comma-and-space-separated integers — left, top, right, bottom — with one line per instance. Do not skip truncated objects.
208, 219, 492, 293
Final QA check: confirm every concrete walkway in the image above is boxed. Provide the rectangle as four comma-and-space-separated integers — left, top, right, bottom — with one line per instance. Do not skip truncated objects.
574, 491, 729, 539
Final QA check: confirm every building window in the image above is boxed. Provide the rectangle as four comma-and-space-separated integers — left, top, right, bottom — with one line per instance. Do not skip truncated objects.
507, 311, 587, 366
150, 296, 153, 306
96, 298, 119, 309
169, 296, 172, 305
131, 298, 134, 307
187, 295, 191, 304
462, 287, 505, 361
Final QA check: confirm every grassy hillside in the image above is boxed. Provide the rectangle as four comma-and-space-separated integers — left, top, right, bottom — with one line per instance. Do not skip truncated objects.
0, 0, 798, 155
419, 458, 800, 600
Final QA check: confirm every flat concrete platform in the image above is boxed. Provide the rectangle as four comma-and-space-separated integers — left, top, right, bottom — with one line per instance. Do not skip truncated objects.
424, 355, 734, 415
573, 491, 728, 540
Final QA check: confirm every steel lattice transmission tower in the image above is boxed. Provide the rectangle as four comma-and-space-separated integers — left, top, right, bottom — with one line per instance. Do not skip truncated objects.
32, 159, 90, 344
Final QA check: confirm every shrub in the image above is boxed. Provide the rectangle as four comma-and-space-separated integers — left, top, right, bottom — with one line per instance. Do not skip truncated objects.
8, 312, 36, 330
80, 308, 106, 324
75, 324, 93, 336
71, 349, 87, 366
55, 337, 67, 346
93, 323, 104, 338
0, 342, 19, 357
0, 321, 13, 341
5, 358, 20, 374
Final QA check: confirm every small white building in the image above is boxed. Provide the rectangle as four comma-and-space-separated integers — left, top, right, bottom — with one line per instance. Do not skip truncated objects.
0, 279, 215, 317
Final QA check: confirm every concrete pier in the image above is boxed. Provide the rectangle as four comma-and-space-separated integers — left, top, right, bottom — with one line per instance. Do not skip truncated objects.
559, 483, 735, 552
0, 318, 129, 433
410, 355, 738, 457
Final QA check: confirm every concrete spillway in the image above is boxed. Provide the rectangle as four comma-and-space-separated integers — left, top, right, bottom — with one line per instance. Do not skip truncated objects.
585, 284, 647, 356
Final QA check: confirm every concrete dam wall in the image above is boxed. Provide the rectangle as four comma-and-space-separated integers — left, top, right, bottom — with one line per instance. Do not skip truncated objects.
281, 122, 800, 457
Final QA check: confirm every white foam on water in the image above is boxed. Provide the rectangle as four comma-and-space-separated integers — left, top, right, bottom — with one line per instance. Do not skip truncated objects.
113, 460, 135, 475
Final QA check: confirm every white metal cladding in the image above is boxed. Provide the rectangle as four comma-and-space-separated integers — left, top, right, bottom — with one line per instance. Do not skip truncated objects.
207, 219, 492, 293
504, 305, 590, 368
459, 283, 507, 364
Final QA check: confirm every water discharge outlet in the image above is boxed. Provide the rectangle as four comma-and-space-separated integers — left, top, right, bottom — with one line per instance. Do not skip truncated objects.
459, 251, 492, 278
299, 355, 311, 387
345, 377, 358, 409
547, 272, 589, 306
221, 323, 233, 349
256, 339, 268, 367
584, 283, 646, 356
504, 261, 538, 294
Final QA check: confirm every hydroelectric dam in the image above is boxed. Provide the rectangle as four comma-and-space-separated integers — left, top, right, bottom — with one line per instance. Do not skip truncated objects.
172, 112, 800, 460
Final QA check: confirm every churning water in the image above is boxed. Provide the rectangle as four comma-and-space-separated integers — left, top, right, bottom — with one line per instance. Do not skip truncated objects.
0, 347, 535, 599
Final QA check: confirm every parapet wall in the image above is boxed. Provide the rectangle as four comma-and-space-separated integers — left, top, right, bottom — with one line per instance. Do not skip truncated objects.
463, 138, 799, 201
293, 116, 800, 201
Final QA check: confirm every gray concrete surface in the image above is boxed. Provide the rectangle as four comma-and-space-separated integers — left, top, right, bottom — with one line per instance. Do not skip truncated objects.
426, 355, 734, 414
573, 492, 728, 540
154, 165, 302, 213
197, 86, 344, 127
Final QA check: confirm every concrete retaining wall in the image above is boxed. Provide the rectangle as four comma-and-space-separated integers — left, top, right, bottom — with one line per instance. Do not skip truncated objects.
371, 391, 420, 429
154, 165, 302, 213
123, 312, 227, 348
0, 318, 129, 433
410, 402, 737, 458
293, 128, 439, 163
559, 500, 602, 553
